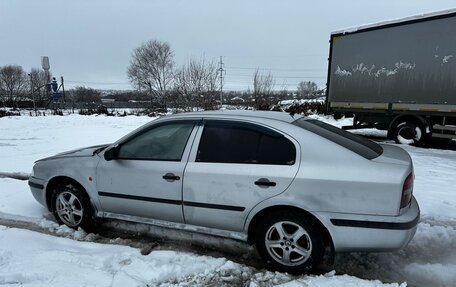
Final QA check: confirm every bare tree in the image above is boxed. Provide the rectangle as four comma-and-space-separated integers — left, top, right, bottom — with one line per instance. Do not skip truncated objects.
297, 81, 318, 99
253, 68, 275, 110
0, 65, 27, 107
127, 40, 175, 109
173, 68, 190, 109
71, 86, 101, 103
174, 57, 219, 111
29, 68, 51, 107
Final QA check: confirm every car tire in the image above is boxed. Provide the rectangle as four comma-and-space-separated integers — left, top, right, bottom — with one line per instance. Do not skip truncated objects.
255, 211, 324, 274
392, 121, 425, 146
51, 182, 95, 232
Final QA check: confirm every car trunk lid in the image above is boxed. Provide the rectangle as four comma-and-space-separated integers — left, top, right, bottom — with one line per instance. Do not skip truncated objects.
371, 144, 413, 166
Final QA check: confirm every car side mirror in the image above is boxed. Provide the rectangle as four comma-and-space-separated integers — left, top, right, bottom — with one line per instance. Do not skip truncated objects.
104, 145, 119, 161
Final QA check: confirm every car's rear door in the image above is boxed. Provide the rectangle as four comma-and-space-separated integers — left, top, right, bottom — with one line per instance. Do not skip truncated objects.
97, 119, 199, 223
182, 119, 300, 231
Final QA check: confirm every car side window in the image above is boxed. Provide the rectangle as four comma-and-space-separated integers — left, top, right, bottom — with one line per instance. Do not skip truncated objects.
196, 121, 296, 165
117, 121, 195, 161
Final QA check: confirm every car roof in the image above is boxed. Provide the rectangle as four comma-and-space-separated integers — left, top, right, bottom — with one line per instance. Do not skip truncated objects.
162, 110, 304, 123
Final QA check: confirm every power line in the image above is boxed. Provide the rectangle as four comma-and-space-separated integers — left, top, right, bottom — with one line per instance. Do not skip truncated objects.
225, 74, 326, 79
227, 66, 326, 72
66, 80, 130, 85
226, 79, 324, 83
225, 82, 322, 87
223, 53, 327, 59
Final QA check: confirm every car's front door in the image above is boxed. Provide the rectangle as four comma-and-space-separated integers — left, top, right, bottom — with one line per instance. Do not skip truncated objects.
183, 120, 300, 232
97, 120, 198, 223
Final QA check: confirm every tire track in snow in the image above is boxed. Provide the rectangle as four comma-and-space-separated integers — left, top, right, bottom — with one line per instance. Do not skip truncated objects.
0, 215, 264, 269
3, 212, 452, 286
334, 217, 456, 287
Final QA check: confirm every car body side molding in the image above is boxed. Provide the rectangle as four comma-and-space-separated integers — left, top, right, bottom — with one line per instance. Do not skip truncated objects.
330, 212, 420, 230
183, 201, 245, 212
98, 191, 181, 205
98, 191, 245, 212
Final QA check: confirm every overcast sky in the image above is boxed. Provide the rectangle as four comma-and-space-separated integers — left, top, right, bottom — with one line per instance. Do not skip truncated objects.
1, 0, 455, 91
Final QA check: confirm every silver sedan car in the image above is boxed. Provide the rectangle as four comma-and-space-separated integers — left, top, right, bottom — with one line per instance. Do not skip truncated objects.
28, 111, 419, 273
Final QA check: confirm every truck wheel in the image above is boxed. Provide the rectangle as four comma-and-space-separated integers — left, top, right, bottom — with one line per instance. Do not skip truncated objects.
333, 111, 343, 120
255, 211, 324, 274
392, 121, 425, 146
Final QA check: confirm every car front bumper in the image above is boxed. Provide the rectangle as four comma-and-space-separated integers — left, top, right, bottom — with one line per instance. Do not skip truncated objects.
318, 196, 420, 252
28, 176, 47, 208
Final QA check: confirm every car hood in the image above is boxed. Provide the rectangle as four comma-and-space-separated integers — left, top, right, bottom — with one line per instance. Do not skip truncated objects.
35, 144, 110, 162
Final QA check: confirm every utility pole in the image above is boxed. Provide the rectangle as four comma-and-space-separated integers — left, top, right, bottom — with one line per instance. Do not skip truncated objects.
218, 56, 225, 109
28, 73, 36, 115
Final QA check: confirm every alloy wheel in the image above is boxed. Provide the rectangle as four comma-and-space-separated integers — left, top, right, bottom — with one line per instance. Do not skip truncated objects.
55, 191, 84, 227
265, 221, 312, 266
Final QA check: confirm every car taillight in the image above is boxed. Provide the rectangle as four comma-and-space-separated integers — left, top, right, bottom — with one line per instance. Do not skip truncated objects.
400, 173, 414, 208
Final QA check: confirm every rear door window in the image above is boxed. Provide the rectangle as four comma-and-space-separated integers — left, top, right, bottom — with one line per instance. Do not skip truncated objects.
196, 120, 296, 165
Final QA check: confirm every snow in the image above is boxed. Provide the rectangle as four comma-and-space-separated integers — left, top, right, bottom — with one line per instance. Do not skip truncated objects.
401, 223, 456, 287
353, 63, 375, 74
335, 66, 352, 76
331, 8, 456, 35
0, 226, 230, 286
278, 98, 325, 106
335, 62, 416, 78
0, 114, 152, 172
1, 113, 456, 286
0, 225, 408, 287
442, 55, 453, 63
278, 271, 406, 287
0, 179, 45, 218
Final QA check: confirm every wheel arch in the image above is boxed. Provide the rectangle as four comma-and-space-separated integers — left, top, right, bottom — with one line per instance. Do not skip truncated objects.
387, 114, 429, 139
45, 176, 89, 212
246, 205, 334, 252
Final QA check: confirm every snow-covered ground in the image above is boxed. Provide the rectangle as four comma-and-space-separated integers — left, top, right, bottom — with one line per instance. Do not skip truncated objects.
0, 114, 455, 286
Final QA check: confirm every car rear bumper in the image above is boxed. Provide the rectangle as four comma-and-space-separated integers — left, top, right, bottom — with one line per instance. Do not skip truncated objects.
318, 196, 419, 252
28, 176, 47, 208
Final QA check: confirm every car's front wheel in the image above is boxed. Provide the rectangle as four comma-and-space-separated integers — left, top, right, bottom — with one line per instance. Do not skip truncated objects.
51, 182, 94, 232
255, 212, 324, 274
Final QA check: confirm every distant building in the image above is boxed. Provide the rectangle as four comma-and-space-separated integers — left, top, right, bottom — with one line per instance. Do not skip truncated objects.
230, 96, 245, 104
101, 98, 115, 103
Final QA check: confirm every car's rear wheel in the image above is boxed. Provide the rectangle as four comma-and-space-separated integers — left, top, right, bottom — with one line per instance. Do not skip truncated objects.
255, 212, 324, 274
51, 182, 94, 232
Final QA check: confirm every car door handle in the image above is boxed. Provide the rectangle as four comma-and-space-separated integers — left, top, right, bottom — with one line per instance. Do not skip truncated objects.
162, 173, 180, 182
254, 178, 276, 187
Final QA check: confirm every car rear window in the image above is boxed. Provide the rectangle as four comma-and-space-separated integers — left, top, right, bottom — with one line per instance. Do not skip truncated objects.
292, 118, 383, 159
